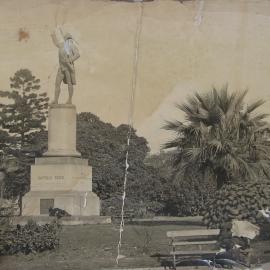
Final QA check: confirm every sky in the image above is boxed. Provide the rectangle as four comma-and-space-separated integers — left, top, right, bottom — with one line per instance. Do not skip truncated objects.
1, 0, 270, 152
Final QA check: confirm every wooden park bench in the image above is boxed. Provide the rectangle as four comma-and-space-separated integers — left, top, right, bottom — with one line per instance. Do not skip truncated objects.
163, 229, 220, 269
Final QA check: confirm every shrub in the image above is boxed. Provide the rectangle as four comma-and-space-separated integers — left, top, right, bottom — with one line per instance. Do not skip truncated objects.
0, 219, 61, 255
202, 181, 270, 228
161, 171, 216, 217
0, 198, 20, 217
101, 196, 163, 218
48, 207, 71, 218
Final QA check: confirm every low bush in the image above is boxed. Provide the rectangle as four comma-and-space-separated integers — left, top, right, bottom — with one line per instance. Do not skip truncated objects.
49, 207, 71, 218
101, 196, 163, 218
202, 181, 270, 228
0, 219, 61, 255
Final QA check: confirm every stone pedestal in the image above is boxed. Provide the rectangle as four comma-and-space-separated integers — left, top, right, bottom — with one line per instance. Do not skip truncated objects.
22, 104, 100, 217
44, 104, 80, 157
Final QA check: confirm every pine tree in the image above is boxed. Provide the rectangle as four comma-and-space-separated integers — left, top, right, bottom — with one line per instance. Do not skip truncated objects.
0, 69, 49, 150
0, 69, 49, 198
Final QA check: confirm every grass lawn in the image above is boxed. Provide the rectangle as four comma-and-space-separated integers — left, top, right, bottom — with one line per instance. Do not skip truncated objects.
0, 223, 205, 270
1, 222, 270, 270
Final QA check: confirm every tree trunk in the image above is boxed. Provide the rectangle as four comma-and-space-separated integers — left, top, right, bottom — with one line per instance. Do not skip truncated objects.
216, 168, 228, 189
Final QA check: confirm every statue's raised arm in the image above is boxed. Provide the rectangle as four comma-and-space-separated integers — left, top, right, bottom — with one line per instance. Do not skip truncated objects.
50, 29, 62, 49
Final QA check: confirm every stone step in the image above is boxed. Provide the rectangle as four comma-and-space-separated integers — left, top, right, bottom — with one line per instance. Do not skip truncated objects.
12, 215, 111, 226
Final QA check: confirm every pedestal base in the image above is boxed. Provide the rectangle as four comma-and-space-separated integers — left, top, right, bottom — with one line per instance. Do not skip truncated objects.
22, 190, 100, 216
30, 157, 92, 192
21, 104, 101, 218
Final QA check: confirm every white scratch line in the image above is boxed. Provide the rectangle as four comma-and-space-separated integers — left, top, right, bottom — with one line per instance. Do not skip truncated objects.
194, 0, 205, 26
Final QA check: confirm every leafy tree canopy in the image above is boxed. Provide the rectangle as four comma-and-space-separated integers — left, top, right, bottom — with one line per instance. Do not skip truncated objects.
77, 112, 163, 203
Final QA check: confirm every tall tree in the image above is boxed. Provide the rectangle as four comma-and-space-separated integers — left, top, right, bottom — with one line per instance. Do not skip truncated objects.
0, 69, 49, 198
0, 69, 49, 150
76, 112, 166, 214
76, 112, 150, 199
163, 86, 270, 188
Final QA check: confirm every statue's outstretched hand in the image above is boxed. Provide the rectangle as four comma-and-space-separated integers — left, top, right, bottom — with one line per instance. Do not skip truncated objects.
51, 28, 61, 48
57, 26, 65, 37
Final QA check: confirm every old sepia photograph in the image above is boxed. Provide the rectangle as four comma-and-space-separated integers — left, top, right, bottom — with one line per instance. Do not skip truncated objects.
0, 0, 270, 269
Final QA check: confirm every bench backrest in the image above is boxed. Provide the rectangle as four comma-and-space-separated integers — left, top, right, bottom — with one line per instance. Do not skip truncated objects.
167, 229, 220, 259
167, 229, 220, 238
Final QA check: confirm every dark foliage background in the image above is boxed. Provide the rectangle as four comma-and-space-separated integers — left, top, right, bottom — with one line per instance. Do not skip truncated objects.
1, 107, 214, 216
76, 112, 167, 215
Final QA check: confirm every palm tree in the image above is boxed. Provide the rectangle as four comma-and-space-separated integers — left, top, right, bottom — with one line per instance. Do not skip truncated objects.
163, 86, 270, 188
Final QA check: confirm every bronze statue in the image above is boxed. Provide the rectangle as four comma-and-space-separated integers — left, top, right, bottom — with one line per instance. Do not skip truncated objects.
51, 27, 80, 104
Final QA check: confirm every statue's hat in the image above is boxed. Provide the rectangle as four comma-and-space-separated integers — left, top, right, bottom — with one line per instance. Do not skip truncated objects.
64, 33, 73, 41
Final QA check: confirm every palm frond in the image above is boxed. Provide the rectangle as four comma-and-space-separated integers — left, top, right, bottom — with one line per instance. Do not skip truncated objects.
250, 114, 269, 124
247, 99, 266, 114
236, 156, 258, 180
208, 139, 223, 155
162, 138, 183, 150
235, 90, 248, 109
194, 92, 210, 112
176, 102, 195, 115
162, 120, 183, 131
